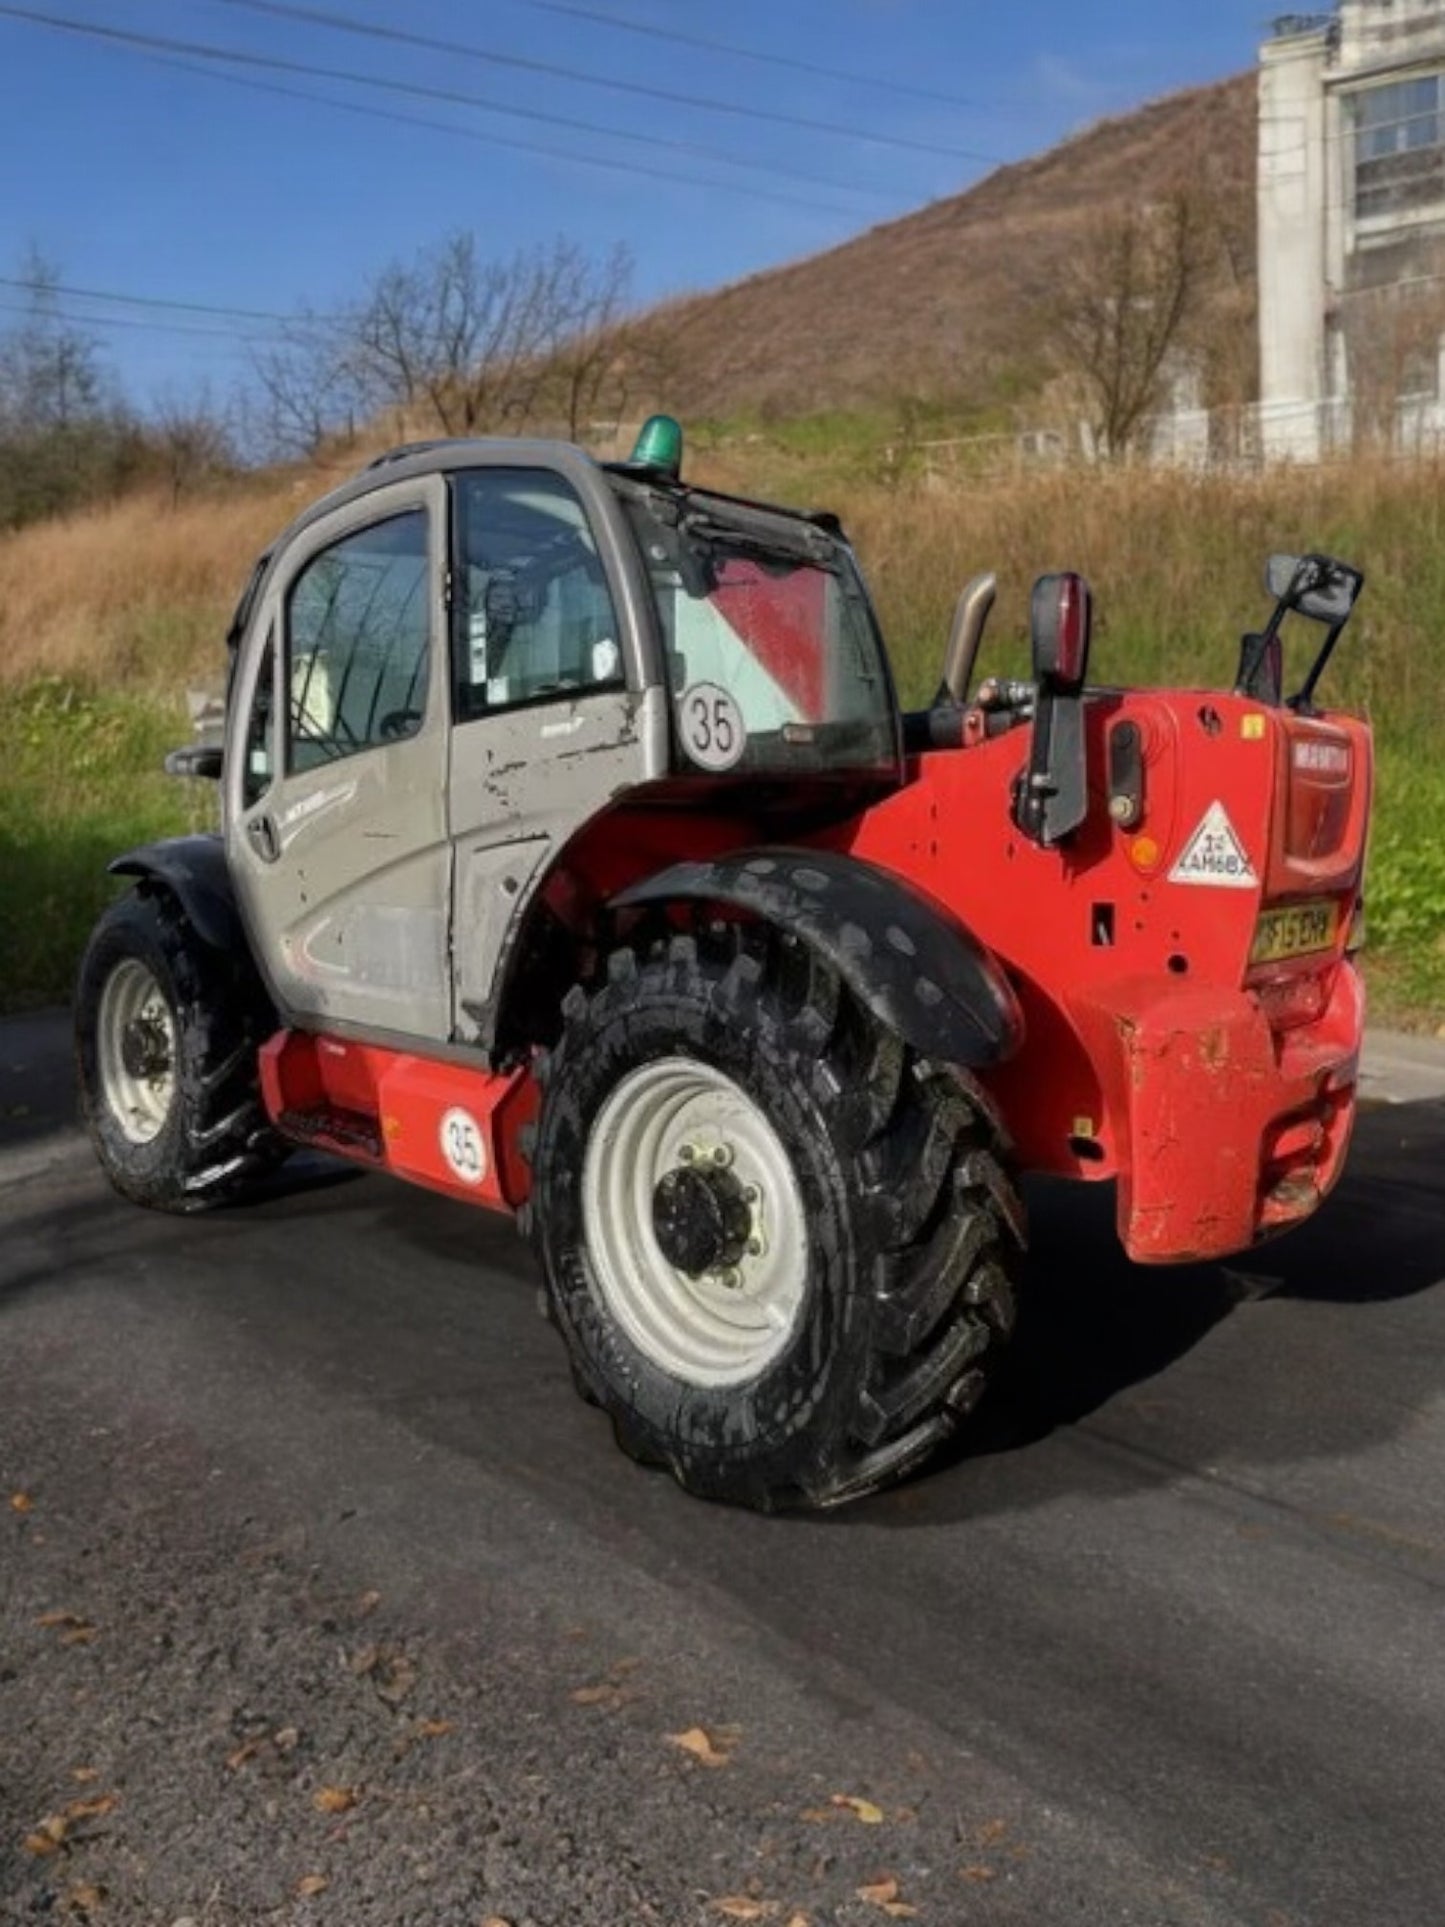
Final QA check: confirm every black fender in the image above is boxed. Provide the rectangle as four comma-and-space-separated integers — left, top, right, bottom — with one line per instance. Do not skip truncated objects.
109, 834, 248, 956
612, 847, 1023, 1067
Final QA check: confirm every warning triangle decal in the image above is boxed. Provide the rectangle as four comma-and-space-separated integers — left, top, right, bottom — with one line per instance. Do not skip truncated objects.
1168, 802, 1258, 889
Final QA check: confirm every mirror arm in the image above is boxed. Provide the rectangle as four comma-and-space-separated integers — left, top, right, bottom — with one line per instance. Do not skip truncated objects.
1291, 615, 1349, 714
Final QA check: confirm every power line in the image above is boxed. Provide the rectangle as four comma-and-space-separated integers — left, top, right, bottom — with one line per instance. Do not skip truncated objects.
513, 0, 1018, 114
140, 49, 871, 217
0, 4, 903, 203
0, 297, 255, 341
215, 0, 1008, 164
0, 273, 306, 325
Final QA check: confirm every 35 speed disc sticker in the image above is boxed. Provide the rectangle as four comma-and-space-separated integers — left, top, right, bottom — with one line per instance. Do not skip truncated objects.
439, 1106, 488, 1186
678, 683, 746, 772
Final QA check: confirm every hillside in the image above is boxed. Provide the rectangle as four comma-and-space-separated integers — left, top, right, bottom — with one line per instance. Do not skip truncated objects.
642, 73, 1257, 420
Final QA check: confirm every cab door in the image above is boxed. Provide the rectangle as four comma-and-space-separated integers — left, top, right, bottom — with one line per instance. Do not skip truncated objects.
445, 460, 664, 1051
226, 473, 453, 1044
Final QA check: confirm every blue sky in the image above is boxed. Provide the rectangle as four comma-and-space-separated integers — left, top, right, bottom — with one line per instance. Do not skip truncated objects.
0, 0, 1280, 410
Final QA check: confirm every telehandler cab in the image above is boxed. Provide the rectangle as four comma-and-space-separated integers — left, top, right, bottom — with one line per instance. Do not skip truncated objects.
76, 419, 1373, 1509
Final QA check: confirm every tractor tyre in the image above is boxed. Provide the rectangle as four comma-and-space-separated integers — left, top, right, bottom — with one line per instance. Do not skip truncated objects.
76, 888, 287, 1213
529, 928, 1024, 1511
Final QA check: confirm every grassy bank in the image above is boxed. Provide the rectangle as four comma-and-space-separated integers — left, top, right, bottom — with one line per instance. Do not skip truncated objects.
1, 451, 1441, 1022
0, 681, 198, 1014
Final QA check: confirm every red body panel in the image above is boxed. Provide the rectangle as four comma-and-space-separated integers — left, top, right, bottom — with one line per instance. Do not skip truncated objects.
834, 691, 1372, 1263
257, 687, 1371, 1271
259, 1031, 537, 1213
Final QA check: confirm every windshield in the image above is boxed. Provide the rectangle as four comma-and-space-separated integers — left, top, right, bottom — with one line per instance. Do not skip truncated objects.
616, 487, 898, 777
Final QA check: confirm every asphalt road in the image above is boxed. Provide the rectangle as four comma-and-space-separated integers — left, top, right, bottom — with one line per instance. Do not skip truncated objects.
3, 1010, 1443, 1927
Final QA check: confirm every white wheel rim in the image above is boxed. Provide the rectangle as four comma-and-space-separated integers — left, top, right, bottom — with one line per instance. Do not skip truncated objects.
97, 958, 178, 1146
581, 1056, 809, 1389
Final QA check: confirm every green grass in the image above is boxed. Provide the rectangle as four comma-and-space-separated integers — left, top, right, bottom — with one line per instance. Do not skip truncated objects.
0, 679, 201, 1014
1362, 749, 1445, 1024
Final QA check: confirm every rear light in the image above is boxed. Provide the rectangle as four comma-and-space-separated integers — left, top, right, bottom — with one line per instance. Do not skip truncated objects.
1030, 572, 1093, 694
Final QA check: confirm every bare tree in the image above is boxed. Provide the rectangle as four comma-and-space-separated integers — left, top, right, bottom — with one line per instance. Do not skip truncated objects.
150, 385, 234, 505
341, 232, 634, 437
1047, 188, 1204, 457
250, 314, 363, 458
0, 247, 108, 433
540, 242, 634, 438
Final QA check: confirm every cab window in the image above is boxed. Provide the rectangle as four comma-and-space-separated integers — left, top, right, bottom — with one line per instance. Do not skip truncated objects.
452, 470, 622, 722
286, 509, 430, 773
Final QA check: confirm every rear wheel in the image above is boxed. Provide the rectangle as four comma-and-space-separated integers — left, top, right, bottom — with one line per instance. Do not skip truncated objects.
529, 928, 1024, 1510
76, 889, 286, 1212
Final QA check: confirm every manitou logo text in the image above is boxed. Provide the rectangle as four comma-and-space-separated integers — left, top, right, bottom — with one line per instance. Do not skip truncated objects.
1169, 803, 1259, 889
1293, 740, 1352, 778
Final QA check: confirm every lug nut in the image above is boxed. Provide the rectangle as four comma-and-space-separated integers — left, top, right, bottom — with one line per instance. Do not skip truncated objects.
712, 1144, 733, 1167
746, 1238, 764, 1258
678, 1143, 696, 1163
719, 1267, 742, 1291
743, 1184, 760, 1204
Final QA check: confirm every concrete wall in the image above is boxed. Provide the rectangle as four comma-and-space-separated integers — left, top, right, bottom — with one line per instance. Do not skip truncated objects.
1259, 24, 1334, 457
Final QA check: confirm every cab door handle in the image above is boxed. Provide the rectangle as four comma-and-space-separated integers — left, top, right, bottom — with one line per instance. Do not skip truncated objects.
246, 813, 280, 863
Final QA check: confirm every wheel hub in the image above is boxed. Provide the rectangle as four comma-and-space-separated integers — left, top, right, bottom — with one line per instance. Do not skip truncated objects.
120, 1015, 172, 1082
652, 1162, 752, 1278
580, 1057, 809, 1388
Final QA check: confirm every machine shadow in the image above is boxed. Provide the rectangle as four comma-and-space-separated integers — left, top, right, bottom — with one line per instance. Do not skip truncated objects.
885, 1094, 1445, 1511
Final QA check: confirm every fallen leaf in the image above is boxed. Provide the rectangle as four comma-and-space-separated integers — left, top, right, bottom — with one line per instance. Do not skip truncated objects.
668, 1725, 733, 1767
857, 1876, 918, 1917
349, 1644, 380, 1676
65, 1795, 119, 1820
784, 1915, 811, 1927
294, 1873, 330, 1898
960, 1864, 997, 1882
976, 1818, 1007, 1847
70, 1768, 99, 1785
375, 1655, 417, 1707
710, 1902, 779, 1921
832, 1793, 886, 1825
415, 1719, 454, 1739
10, 1491, 33, 1513
799, 1807, 838, 1824
313, 1786, 357, 1815
480, 1918, 513, 1927
65, 1883, 106, 1914
37, 1611, 88, 1629
570, 1683, 629, 1709
274, 1726, 301, 1755
356, 1589, 381, 1616
23, 1829, 64, 1858
226, 1739, 264, 1772
61, 1625, 99, 1647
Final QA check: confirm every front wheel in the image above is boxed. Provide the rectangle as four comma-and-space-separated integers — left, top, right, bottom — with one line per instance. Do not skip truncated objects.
529, 929, 1025, 1511
76, 889, 285, 1212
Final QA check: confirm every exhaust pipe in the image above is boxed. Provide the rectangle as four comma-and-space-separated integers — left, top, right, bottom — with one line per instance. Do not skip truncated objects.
938, 572, 998, 706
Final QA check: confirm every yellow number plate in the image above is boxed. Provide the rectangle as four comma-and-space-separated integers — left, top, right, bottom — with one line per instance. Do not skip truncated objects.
1249, 902, 1339, 967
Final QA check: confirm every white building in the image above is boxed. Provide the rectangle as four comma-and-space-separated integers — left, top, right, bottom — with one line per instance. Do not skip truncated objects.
1259, 1, 1445, 459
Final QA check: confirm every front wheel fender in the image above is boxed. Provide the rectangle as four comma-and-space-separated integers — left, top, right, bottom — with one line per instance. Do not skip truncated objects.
612, 847, 1023, 1068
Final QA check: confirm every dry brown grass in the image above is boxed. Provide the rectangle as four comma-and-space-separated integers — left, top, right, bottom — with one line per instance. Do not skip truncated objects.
0, 480, 306, 690
5, 441, 1443, 752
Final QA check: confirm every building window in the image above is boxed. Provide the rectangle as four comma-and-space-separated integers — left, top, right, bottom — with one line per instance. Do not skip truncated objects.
1353, 75, 1445, 219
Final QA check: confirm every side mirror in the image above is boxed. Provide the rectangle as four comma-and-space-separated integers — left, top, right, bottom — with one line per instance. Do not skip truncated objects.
1015, 571, 1095, 848
1265, 553, 1361, 625
1030, 572, 1094, 695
